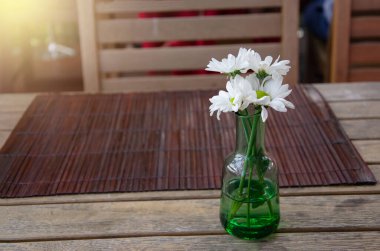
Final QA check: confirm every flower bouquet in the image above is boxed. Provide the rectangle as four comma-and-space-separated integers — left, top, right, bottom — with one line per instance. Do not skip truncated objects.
206, 48, 294, 239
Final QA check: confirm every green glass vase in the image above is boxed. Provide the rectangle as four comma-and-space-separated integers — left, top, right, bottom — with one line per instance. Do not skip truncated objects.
220, 112, 280, 240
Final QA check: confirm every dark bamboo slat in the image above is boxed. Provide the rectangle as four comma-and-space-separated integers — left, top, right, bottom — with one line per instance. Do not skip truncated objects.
0, 86, 376, 198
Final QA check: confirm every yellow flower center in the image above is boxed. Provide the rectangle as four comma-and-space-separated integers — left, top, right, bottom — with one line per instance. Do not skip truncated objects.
229, 97, 235, 105
256, 90, 269, 99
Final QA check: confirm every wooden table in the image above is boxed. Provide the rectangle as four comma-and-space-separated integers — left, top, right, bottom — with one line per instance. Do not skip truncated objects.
0, 83, 379, 250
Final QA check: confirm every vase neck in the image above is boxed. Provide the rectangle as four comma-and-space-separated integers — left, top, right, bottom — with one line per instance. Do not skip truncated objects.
235, 113, 266, 155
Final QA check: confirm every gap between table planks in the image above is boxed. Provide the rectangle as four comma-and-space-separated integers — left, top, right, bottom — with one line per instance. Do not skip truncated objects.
0, 232, 379, 250
0, 194, 379, 242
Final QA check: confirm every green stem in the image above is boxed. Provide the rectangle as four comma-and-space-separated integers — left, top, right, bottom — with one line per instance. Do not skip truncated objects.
236, 113, 260, 196
229, 109, 274, 220
254, 147, 274, 217
246, 153, 254, 227
240, 112, 250, 144
245, 112, 261, 227
228, 112, 255, 220
228, 112, 259, 221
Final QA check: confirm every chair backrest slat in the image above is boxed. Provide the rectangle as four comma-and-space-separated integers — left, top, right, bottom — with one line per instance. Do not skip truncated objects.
331, 0, 380, 82
77, 0, 101, 92
100, 43, 281, 73
351, 16, 380, 39
350, 43, 380, 66
352, 0, 380, 12
103, 74, 227, 92
77, 0, 299, 92
96, 0, 283, 13
98, 13, 282, 43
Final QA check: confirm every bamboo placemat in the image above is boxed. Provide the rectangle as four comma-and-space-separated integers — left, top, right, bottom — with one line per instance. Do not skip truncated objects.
0, 86, 376, 198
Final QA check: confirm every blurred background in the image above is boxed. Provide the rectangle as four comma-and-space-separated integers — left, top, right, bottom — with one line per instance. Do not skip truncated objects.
0, 0, 377, 93
0, 0, 81, 92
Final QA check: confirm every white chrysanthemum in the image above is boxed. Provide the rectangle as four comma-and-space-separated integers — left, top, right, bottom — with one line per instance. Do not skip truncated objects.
209, 75, 259, 120
248, 52, 291, 81
205, 48, 251, 75
209, 90, 241, 121
245, 74, 271, 106
229, 75, 260, 110
246, 74, 295, 122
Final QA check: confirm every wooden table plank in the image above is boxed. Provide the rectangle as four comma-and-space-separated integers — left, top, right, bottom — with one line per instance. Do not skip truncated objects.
0, 131, 11, 149
1, 232, 379, 251
0, 94, 35, 113
340, 119, 380, 139
314, 82, 380, 101
330, 101, 380, 119
0, 112, 23, 130
353, 140, 380, 164
0, 194, 379, 242
0, 84, 379, 248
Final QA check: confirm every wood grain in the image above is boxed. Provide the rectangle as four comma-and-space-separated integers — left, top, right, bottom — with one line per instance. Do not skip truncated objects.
352, 0, 380, 11
351, 16, 380, 39
96, 0, 283, 13
340, 119, 380, 140
100, 43, 281, 72
349, 68, 380, 82
0, 131, 11, 149
98, 13, 281, 43
330, 0, 380, 82
0, 165, 378, 206
0, 112, 23, 130
76, 0, 100, 92
0, 94, 36, 112
330, 0, 351, 82
0, 194, 379, 241
78, 0, 299, 92
350, 42, 380, 65
0, 84, 378, 248
314, 83, 380, 101
1, 232, 380, 250
353, 140, 380, 164
281, 0, 299, 85
329, 101, 380, 119
103, 74, 227, 92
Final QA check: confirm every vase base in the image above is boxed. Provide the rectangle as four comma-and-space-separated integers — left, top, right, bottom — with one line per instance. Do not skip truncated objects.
220, 179, 280, 240
223, 217, 280, 240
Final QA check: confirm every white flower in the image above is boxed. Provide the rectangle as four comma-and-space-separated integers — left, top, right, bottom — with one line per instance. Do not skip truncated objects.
209, 90, 241, 121
205, 48, 251, 75
209, 75, 259, 120
230, 75, 261, 110
246, 74, 295, 122
245, 74, 271, 106
248, 52, 290, 81
270, 56, 291, 81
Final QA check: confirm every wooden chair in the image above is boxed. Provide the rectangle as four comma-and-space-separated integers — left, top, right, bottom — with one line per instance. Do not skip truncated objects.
77, 0, 299, 92
330, 0, 380, 82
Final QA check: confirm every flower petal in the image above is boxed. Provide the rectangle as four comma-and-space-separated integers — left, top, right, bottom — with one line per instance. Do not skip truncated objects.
256, 96, 270, 105
245, 73, 260, 90
277, 98, 295, 109
264, 56, 273, 65
269, 99, 287, 112
261, 106, 268, 122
